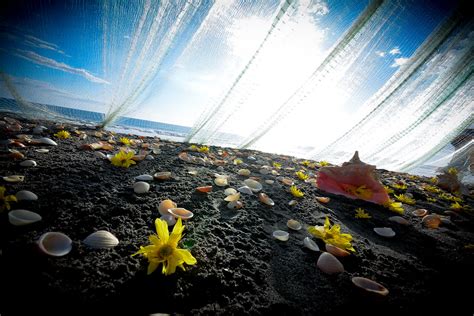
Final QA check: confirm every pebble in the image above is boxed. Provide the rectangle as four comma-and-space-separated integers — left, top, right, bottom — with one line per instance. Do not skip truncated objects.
133, 181, 150, 194
303, 237, 320, 252
135, 174, 154, 181
15, 190, 38, 201
273, 230, 289, 241
19, 160, 37, 167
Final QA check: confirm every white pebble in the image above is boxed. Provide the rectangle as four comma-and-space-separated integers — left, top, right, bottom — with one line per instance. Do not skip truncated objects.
133, 181, 150, 194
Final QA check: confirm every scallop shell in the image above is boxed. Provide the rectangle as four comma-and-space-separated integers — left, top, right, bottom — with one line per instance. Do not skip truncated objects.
227, 200, 243, 209
422, 214, 441, 229
160, 214, 177, 226
38, 232, 72, 257
237, 186, 254, 195
352, 277, 389, 296
273, 230, 289, 241
158, 199, 177, 216
154, 171, 172, 180
196, 186, 213, 193
243, 179, 262, 192
133, 181, 150, 194
168, 208, 194, 220
19, 160, 37, 167
259, 193, 274, 206
135, 174, 154, 181
287, 219, 302, 230
8, 209, 42, 226
238, 169, 251, 176
224, 188, 237, 196
388, 216, 410, 225
412, 209, 428, 217
373, 227, 395, 238
83, 230, 119, 249
214, 177, 228, 187
15, 190, 38, 201
224, 193, 240, 202
303, 237, 320, 252
325, 244, 350, 257
317, 252, 344, 275
38, 137, 58, 146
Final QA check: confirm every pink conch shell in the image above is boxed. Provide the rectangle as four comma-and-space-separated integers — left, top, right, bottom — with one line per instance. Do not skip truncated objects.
316, 151, 389, 205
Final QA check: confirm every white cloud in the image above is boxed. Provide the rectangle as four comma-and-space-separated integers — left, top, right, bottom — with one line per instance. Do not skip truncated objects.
375, 50, 385, 57
13, 49, 110, 84
389, 47, 401, 55
390, 57, 409, 67
23, 34, 68, 56
306, 0, 330, 16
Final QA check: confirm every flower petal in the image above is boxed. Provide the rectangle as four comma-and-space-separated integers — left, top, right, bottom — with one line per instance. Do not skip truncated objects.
147, 260, 160, 275
176, 249, 197, 265
155, 218, 169, 242
169, 218, 184, 247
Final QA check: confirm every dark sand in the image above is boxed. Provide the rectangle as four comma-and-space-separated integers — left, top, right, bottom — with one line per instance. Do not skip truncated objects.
1, 114, 473, 315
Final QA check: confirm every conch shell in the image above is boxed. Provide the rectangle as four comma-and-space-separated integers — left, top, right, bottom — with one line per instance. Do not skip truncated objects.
316, 151, 389, 205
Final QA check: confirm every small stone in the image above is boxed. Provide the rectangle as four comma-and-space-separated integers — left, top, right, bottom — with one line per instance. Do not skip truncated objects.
15, 190, 38, 201
317, 252, 344, 275
35, 149, 49, 153
303, 237, 320, 252
373, 227, 395, 238
273, 230, 289, 241
19, 160, 37, 167
224, 188, 237, 196
133, 181, 150, 194
135, 174, 154, 181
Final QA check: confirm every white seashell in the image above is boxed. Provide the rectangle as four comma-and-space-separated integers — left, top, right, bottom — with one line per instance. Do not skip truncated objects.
352, 277, 389, 296
160, 214, 177, 226
224, 188, 237, 196
259, 193, 274, 206
154, 171, 172, 180
94, 151, 106, 159
237, 186, 254, 195
35, 149, 49, 153
3, 175, 24, 183
38, 137, 57, 146
158, 199, 177, 216
317, 252, 344, 275
133, 181, 150, 194
374, 227, 395, 238
83, 230, 119, 249
227, 200, 243, 209
303, 237, 320, 252
224, 193, 240, 202
38, 232, 72, 256
238, 169, 251, 176
287, 219, 302, 230
15, 190, 38, 201
265, 180, 274, 185
273, 230, 289, 241
214, 177, 228, 187
288, 200, 298, 206
244, 179, 262, 192
135, 174, 154, 181
168, 208, 194, 220
8, 209, 42, 226
19, 160, 37, 167
146, 155, 154, 160
388, 216, 410, 225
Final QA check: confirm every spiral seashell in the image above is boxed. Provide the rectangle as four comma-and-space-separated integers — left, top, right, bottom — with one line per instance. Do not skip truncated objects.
38, 232, 72, 257
83, 230, 119, 249
8, 209, 42, 226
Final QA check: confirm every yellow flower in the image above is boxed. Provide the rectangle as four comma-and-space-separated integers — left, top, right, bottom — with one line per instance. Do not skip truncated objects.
120, 137, 131, 146
189, 144, 198, 151
450, 201, 463, 210
132, 218, 197, 275
383, 199, 404, 214
233, 158, 243, 165
394, 193, 416, 205
295, 171, 308, 181
426, 197, 437, 202
423, 185, 440, 193
429, 177, 438, 184
308, 217, 355, 252
391, 183, 407, 190
448, 167, 458, 176
318, 160, 329, 167
341, 184, 373, 200
0, 186, 17, 212
110, 150, 136, 168
354, 208, 371, 219
301, 160, 310, 167
54, 130, 70, 139
384, 186, 394, 194
272, 162, 282, 169
290, 185, 304, 198
198, 146, 209, 153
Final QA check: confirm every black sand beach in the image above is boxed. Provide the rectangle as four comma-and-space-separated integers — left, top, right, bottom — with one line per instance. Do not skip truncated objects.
1, 114, 473, 315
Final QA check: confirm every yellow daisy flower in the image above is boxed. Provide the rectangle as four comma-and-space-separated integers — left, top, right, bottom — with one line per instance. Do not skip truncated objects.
308, 217, 355, 252
110, 150, 136, 168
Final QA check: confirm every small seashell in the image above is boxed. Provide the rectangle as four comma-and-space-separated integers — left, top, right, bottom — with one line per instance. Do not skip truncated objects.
287, 219, 302, 230
38, 137, 58, 146
412, 209, 428, 217
238, 186, 254, 195
224, 188, 237, 196
94, 151, 106, 159
158, 199, 178, 215
238, 169, 251, 176
265, 180, 274, 185
317, 252, 344, 275
196, 186, 213, 193
135, 174, 154, 181
154, 171, 172, 180
168, 208, 194, 220
303, 237, 320, 252
15, 190, 38, 201
214, 177, 228, 187
422, 214, 441, 229
352, 277, 389, 296
35, 149, 49, 153
224, 193, 240, 202
83, 230, 119, 249
8, 209, 42, 226
38, 232, 72, 257
227, 200, 243, 209
316, 197, 330, 203
281, 178, 294, 186
325, 244, 350, 257
9, 150, 25, 160
288, 200, 298, 206
373, 227, 395, 238
259, 193, 275, 206
160, 214, 177, 226
146, 155, 154, 160
243, 179, 262, 192
133, 181, 150, 194
388, 216, 410, 225
273, 230, 289, 241
19, 160, 37, 167
3, 175, 25, 183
